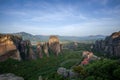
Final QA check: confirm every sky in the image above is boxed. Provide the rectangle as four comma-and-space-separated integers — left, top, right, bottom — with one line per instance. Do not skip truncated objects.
0, 0, 120, 36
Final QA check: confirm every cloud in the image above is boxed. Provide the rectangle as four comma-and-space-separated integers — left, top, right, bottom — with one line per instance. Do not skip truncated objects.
2, 16, 119, 36
24, 2, 88, 22
0, 1, 88, 22
0, 0, 120, 36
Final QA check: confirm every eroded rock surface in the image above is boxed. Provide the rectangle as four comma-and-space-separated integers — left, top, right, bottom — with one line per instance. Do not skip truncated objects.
48, 36, 61, 56
93, 31, 120, 57
0, 34, 22, 61
0, 34, 35, 61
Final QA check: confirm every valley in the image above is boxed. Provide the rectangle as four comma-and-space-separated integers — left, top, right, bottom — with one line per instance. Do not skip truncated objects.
0, 31, 120, 80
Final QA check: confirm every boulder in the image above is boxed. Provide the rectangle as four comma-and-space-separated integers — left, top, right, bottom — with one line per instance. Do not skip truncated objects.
57, 67, 68, 77
57, 67, 78, 78
0, 73, 24, 80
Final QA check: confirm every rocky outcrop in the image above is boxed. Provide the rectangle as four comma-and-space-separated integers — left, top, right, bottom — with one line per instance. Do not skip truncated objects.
57, 67, 78, 78
0, 34, 35, 61
36, 42, 43, 58
42, 42, 49, 57
93, 31, 120, 57
0, 73, 24, 80
66, 42, 78, 50
36, 36, 62, 58
0, 34, 22, 61
18, 40, 36, 60
48, 36, 61, 56
36, 42, 49, 58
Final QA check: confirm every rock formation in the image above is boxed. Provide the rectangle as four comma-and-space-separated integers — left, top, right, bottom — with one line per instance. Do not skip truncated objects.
0, 34, 35, 61
0, 34, 62, 61
93, 31, 120, 57
36, 36, 62, 57
73, 42, 78, 50
0, 73, 24, 80
18, 40, 35, 60
48, 36, 61, 56
0, 34, 22, 61
42, 42, 49, 57
66, 42, 78, 50
36, 42, 50, 58
57, 67, 78, 78
36, 42, 43, 58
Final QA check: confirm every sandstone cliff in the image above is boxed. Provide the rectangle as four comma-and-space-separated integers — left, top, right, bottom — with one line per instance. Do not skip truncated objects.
0, 34, 35, 61
49, 36, 61, 56
93, 31, 120, 57
0, 34, 22, 61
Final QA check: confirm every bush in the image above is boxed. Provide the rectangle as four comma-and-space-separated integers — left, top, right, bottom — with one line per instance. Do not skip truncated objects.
73, 65, 87, 77
85, 59, 120, 80
113, 68, 120, 80
84, 76, 95, 80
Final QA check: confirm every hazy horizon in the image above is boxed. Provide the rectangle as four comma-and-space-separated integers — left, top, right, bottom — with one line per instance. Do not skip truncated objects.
0, 0, 120, 36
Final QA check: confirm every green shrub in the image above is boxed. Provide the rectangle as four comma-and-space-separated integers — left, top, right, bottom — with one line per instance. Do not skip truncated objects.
85, 59, 120, 80
73, 65, 87, 77
85, 76, 95, 80
113, 68, 120, 80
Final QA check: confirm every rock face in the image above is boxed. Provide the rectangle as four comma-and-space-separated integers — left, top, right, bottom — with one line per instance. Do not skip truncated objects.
36, 42, 43, 58
18, 40, 35, 60
36, 36, 62, 58
48, 36, 61, 56
0, 34, 22, 61
66, 42, 78, 50
93, 31, 120, 57
36, 42, 49, 58
0, 34, 35, 61
42, 42, 49, 57
0, 73, 24, 80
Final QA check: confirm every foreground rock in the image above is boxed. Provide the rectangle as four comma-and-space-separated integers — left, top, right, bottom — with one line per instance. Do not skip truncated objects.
0, 73, 24, 80
57, 67, 78, 78
93, 31, 120, 57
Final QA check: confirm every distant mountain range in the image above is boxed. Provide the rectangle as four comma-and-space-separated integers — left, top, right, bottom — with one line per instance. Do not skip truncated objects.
11, 32, 106, 43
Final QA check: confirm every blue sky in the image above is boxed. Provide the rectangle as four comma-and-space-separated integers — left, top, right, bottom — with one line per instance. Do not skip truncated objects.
0, 0, 120, 36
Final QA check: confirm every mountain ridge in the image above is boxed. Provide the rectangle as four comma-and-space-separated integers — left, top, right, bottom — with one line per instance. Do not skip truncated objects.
1, 32, 106, 42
